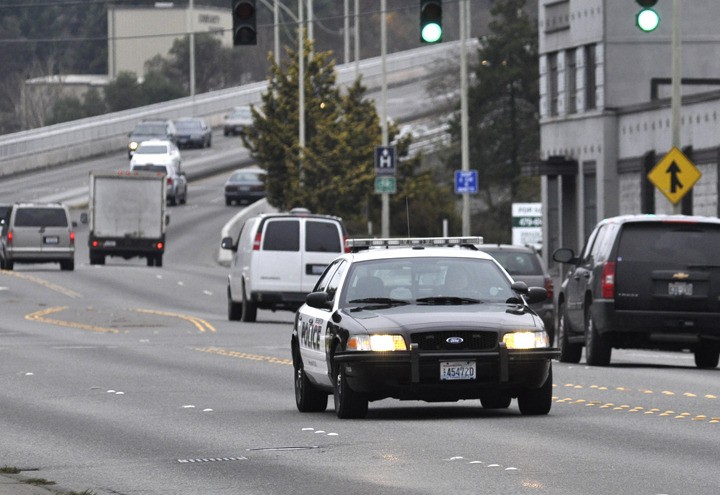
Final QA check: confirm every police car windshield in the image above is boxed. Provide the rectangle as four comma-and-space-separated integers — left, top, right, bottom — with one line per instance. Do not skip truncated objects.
340, 257, 513, 307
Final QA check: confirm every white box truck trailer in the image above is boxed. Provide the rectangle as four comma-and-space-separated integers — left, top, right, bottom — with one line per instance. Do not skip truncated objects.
87, 170, 168, 266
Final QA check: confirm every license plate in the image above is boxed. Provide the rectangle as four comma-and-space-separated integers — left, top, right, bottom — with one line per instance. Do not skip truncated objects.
104, 240, 116, 247
44, 236, 59, 244
440, 361, 476, 381
669, 281, 693, 296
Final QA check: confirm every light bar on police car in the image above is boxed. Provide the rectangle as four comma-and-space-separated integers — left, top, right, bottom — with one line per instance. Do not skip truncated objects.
346, 236, 483, 249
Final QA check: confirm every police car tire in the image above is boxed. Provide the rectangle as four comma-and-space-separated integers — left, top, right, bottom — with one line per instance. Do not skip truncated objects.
333, 346, 368, 419
517, 366, 552, 416
294, 360, 328, 412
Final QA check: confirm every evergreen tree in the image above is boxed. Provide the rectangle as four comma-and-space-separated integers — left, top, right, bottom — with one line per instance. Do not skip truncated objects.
104, 72, 143, 112
445, 0, 540, 242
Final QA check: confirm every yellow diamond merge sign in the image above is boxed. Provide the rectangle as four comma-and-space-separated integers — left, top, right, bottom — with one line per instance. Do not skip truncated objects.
647, 147, 702, 205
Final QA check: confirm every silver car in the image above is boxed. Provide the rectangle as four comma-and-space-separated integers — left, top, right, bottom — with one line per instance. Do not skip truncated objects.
0, 203, 76, 271
223, 106, 253, 136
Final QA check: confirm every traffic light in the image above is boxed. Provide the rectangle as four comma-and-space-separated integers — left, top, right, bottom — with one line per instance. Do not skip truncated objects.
636, 0, 660, 32
420, 0, 442, 44
232, 0, 257, 46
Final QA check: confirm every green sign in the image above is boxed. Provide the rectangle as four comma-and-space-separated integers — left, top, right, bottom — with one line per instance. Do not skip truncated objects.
375, 177, 397, 194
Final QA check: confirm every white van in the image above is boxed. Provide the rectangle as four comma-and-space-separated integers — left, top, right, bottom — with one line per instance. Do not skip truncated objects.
221, 209, 347, 322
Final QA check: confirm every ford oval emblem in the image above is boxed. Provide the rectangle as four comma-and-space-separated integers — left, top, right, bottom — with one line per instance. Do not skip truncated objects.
446, 337, 464, 344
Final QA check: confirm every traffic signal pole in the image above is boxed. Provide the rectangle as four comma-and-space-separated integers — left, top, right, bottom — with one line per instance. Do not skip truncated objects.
460, 0, 470, 236
671, 0, 681, 214
381, 0, 390, 237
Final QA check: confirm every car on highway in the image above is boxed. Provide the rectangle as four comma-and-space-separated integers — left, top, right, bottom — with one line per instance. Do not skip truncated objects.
223, 106, 253, 136
479, 244, 555, 344
130, 150, 187, 206
127, 119, 177, 158
0, 202, 75, 271
291, 237, 558, 419
129, 139, 182, 170
223, 168, 266, 206
221, 209, 348, 322
173, 117, 212, 149
553, 214, 720, 368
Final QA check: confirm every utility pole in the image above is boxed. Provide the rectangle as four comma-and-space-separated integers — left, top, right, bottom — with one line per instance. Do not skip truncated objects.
188, 0, 195, 107
380, 0, 389, 237
460, 0, 470, 235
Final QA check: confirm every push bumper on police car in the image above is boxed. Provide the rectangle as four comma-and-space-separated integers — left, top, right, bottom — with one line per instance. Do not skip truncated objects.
333, 344, 558, 402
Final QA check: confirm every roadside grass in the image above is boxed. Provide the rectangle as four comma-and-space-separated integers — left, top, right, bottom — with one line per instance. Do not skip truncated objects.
0, 466, 94, 494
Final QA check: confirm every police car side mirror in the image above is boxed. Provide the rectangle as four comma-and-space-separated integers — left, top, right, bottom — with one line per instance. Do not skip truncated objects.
306, 291, 331, 310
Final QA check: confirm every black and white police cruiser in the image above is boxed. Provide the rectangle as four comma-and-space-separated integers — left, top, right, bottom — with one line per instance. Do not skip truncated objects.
291, 236, 559, 419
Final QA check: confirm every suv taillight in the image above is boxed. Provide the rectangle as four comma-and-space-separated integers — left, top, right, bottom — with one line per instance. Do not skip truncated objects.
70, 231, 75, 246
601, 261, 616, 298
544, 276, 554, 301
167, 177, 174, 187
7, 230, 12, 245
252, 232, 262, 251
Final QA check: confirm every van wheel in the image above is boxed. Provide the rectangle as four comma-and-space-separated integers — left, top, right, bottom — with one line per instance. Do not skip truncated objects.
517, 366, 553, 415
241, 284, 257, 322
4, 260, 13, 271
228, 287, 242, 321
333, 344, 368, 419
695, 348, 719, 369
60, 260, 74, 271
294, 354, 328, 412
557, 302, 582, 363
585, 304, 611, 366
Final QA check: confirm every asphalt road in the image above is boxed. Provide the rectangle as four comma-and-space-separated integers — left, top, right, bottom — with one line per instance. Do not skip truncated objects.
1, 133, 719, 495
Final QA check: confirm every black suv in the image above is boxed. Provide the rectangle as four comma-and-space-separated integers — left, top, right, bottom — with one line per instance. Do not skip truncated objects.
127, 119, 177, 158
552, 214, 720, 368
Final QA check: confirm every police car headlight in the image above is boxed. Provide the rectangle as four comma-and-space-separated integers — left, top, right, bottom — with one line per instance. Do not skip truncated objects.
503, 331, 549, 349
347, 335, 407, 352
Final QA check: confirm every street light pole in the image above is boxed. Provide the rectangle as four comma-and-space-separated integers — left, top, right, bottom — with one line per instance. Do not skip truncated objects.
380, 0, 390, 237
188, 0, 195, 106
460, 0, 470, 235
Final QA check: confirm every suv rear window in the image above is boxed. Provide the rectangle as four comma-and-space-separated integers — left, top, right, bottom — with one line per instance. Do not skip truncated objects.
14, 208, 68, 227
306, 221, 341, 253
488, 251, 542, 276
617, 222, 720, 264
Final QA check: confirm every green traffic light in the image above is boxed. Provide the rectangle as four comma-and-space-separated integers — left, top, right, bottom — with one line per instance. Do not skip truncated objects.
636, 8, 660, 32
421, 22, 442, 43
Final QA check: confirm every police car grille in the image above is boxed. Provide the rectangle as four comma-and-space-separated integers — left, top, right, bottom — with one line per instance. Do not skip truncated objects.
411, 331, 497, 351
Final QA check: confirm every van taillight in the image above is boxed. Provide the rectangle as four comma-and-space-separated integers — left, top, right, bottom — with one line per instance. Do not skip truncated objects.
167, 177, 173, 186
544, 276, 554, 301
343, 234, 350, 253
601, 261, 616, 298
70, 231, 75, 246
252, 232, 262, 251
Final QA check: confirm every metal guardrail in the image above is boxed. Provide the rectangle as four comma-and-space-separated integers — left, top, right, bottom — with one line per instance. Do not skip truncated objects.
0, 40, 476, 178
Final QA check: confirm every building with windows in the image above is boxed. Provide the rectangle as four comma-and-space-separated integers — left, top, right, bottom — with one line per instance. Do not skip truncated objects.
533, 0, 720, 272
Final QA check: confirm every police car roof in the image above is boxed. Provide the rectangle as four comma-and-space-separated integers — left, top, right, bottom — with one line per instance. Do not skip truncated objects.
343, 237, 495, 262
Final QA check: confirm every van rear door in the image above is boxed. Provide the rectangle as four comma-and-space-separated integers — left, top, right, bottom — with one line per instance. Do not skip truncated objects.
254, 218, 302, 293
301, 219, 344, 293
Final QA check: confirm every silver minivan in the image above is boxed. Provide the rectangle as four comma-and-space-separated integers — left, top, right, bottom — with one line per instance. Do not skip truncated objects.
0, 203, 76, 271
221, 209, 347, 322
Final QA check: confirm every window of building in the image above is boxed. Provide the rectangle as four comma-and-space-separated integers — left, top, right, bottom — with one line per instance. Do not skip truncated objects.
566, 49, 577, 114
548, 52, 558, 116
585, 45, 596, 110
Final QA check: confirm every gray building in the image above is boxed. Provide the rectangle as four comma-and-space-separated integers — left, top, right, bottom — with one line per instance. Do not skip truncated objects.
534, 0, 720, 272
107, 4, 232, 79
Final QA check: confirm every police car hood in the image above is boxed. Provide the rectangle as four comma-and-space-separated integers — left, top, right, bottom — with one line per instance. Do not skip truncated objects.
341, 303, 541, 332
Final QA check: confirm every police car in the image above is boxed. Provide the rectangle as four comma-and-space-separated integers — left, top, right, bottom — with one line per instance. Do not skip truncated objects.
291, 237, 559, 419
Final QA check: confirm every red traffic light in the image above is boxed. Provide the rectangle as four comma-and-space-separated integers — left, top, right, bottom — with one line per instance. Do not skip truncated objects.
232, 0, 257, 46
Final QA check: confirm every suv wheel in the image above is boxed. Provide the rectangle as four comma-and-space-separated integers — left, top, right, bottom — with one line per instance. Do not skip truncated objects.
694, 348, 719, 369
60, 260, 74, 271
333, 344, 368, 419
557, 302, 582, 363
584, 304, 611, 366
294, 352, 328, 412
517, 366, 552, 415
